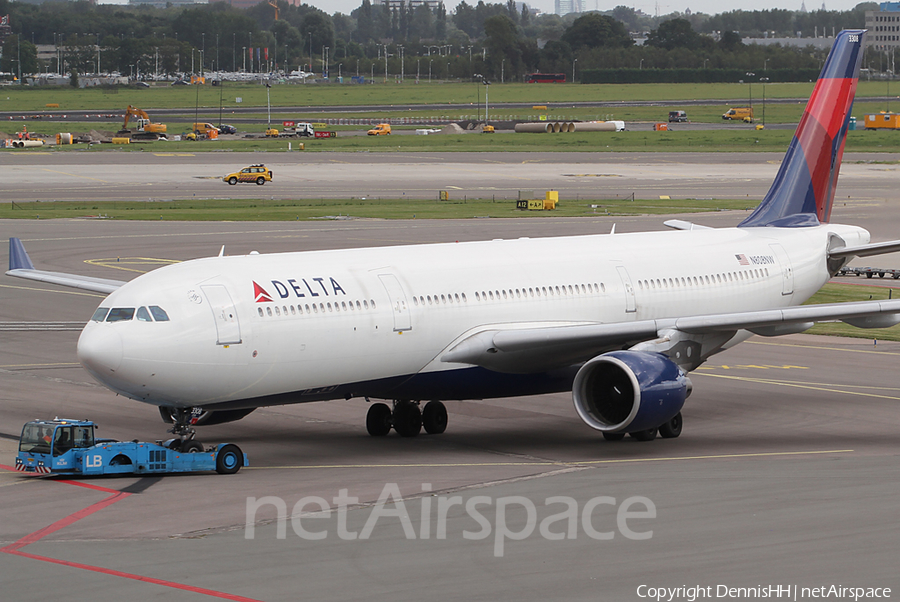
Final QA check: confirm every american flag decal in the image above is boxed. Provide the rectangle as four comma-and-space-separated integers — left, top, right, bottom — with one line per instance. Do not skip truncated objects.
736, 254, 750, 265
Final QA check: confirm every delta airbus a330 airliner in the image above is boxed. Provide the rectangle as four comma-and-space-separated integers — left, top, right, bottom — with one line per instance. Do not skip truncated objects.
9, 30, 900, 449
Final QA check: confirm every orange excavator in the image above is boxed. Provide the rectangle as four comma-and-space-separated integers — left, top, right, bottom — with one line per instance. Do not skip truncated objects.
118, 105, 167, 140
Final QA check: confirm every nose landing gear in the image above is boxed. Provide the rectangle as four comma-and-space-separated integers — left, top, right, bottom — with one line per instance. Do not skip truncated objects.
365, 400, 448, 437
166, 407, 204, 453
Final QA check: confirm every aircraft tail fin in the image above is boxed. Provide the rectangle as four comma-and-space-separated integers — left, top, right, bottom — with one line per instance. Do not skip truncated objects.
9, 238, 35, 271
739, 30, 865, 228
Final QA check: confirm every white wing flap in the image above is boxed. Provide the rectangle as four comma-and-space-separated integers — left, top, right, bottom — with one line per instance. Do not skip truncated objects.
442, 300, 900, 372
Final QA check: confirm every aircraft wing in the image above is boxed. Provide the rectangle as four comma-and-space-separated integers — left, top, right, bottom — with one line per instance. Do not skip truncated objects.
441, 299, 900, 372
6, 238, 126, 294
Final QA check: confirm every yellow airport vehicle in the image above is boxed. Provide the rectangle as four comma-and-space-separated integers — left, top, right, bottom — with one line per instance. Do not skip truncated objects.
224, 164, 273, 186
722, 107, 753, 122
368, 123, 391, 136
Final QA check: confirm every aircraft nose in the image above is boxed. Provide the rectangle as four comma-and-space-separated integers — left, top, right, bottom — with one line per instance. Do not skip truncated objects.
77, 326, 123, 375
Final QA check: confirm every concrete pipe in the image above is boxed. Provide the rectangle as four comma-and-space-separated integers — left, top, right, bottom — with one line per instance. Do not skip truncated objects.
514, 122, 552, 133
14, 139, 45, 148
573, 122, 617, 132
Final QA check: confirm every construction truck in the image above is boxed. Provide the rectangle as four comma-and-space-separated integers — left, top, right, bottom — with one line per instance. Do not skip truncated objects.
15, 418, 247, 476
118, 105, 167, 141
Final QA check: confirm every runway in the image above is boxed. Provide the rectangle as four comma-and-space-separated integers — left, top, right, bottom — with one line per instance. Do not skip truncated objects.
1, 213, 899, 601
4, 150, 900, 207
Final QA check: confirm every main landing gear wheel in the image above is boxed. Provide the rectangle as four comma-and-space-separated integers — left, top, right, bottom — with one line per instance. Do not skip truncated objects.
392, 401, 422, 437
422, 400, 448, 434
216, 444, 243, 474
658, 412, 683, 439
602, 432, 626, 441
629, 428, 658, 442
366, 403, 393, 437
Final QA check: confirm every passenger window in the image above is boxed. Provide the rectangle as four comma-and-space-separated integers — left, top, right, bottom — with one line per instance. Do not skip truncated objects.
106, 308, 135, 322
475, 292, 481, 301
291, 306, 296, 315
149, 306, 170, 321
267, 307, 273, 316
137, 307, 152, 322
91, 307, 110, 322
461, 293, 467, 302
371, 300, 376, 309
258, 308, 264, 317
275, 307, 281, 316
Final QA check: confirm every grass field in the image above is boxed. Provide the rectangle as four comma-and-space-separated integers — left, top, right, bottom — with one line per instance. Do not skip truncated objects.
0, 197, 754, 221
2, 80, 897, 113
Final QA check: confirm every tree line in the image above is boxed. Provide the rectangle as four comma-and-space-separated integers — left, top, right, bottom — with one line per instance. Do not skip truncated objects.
0, 0, 875, 82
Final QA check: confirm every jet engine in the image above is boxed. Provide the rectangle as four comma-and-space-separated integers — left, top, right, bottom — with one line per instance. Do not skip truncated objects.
572, 351, 691, 434
158, 406, 256, 426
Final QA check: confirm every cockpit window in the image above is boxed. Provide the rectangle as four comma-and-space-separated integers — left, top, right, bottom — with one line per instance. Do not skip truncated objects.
136, 307, 152, 322
106, 308, 135, 322
91, 307, 110, 322
149, 306, 170, 321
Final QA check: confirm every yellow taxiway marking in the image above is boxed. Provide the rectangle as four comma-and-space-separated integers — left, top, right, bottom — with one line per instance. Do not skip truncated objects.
40, 168, 108, 183
246, 449, 852, 471
0, 362, 80, 369
695, 371, 900, 401
85, 257, 180, 274
748, 339, 900, 357
0, 283, 106, 298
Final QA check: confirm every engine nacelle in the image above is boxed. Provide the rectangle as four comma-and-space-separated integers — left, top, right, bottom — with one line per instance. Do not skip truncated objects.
572, 351, 691, 433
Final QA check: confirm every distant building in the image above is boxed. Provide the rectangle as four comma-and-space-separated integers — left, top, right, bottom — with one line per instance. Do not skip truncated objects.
555, 0, 582, 16
866, 2, 900, 52
372, 0, 444, 8
129, 0, 207, 7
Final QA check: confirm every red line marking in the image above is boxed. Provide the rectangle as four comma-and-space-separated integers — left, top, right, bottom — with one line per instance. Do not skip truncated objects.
55, 479, 121, 494
6, 549, 263, 602
1, 464, 265, 601
1, 491, 130, 553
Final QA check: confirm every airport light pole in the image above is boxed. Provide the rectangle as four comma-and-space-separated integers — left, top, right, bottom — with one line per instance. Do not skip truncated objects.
746, 72, 755, 113
572, 58, 577, 83
760, 77, 769, 126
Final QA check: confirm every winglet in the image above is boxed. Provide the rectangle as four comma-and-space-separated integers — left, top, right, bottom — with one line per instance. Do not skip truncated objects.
9, 238, 35, 271
739, 30, 865, 228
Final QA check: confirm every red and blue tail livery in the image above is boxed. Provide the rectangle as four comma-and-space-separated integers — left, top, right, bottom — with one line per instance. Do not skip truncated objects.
740, 30, 865, 228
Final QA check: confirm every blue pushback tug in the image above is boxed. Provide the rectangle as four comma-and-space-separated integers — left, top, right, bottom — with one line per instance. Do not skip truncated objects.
15, 419, 247, 476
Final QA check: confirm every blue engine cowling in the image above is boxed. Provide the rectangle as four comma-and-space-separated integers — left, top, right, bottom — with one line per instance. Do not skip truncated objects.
572, 351, 692, 433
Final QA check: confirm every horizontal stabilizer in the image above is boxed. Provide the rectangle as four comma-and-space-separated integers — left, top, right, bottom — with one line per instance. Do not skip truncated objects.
828, 239, 900, 259
663, 220, 713, 231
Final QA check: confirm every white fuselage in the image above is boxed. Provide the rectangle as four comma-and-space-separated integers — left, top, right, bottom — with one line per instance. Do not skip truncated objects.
76, 222, 869, 409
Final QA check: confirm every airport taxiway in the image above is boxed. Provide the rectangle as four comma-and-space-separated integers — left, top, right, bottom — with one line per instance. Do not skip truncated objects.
4, 150, 900, 206
1, 211, 899, 601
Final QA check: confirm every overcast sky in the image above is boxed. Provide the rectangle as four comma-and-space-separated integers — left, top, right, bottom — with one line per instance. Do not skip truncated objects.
97, 0, 867, 20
